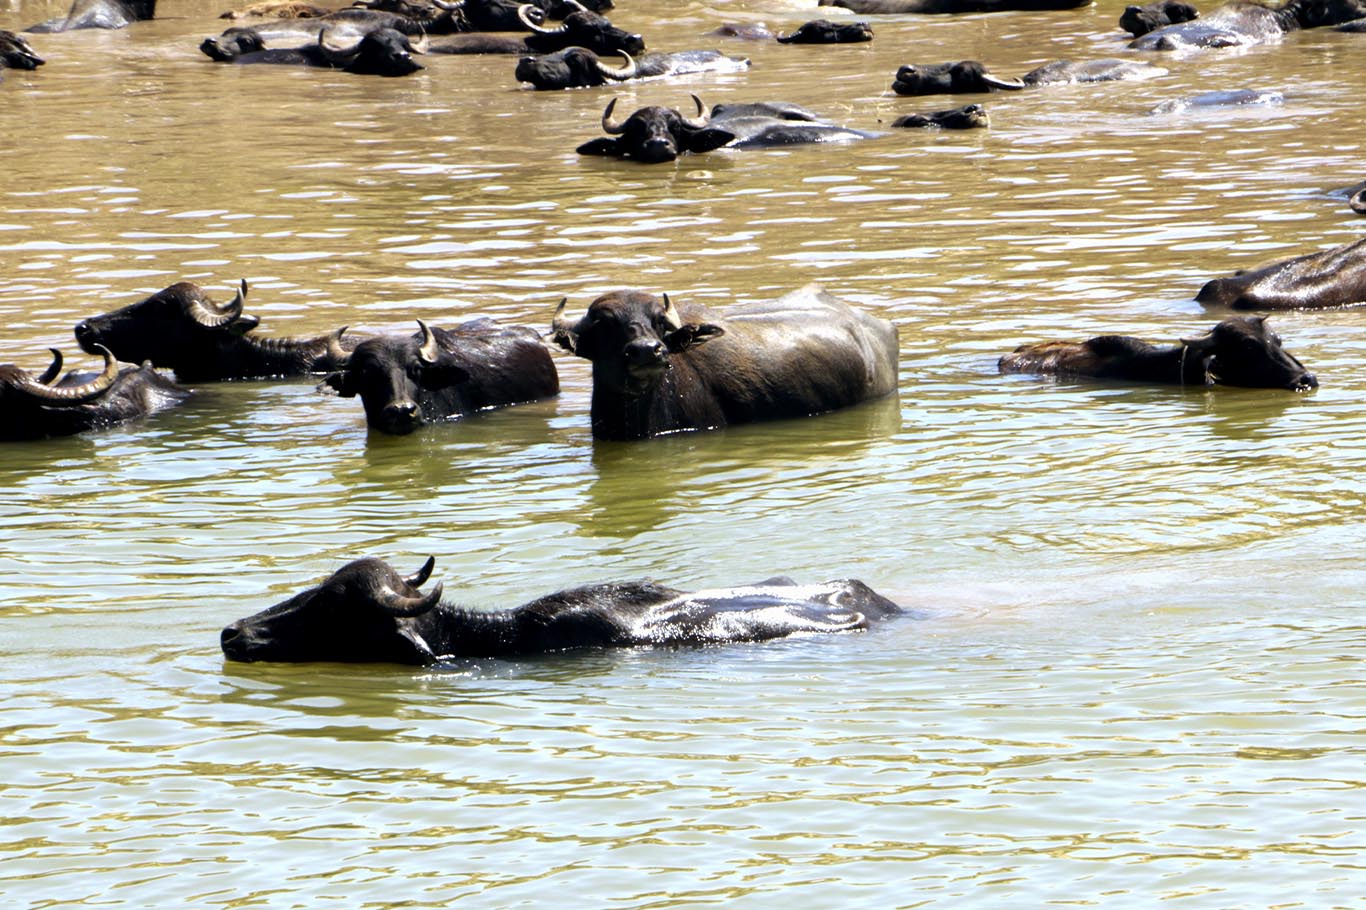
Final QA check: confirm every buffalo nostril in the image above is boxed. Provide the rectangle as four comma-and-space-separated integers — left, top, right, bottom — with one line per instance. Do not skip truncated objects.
1299, 373, 1319, 390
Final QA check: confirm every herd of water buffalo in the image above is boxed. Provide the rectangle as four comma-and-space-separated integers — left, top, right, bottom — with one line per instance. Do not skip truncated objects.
5, 0, 1366, 662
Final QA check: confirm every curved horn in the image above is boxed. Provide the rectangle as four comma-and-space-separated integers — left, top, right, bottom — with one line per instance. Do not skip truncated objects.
186, 278, 246, 329
680, 93, 709, 129
36, 348, 63, 385
318, 26, 363, 65
594, 50, 636, 81
327, 326, 351, 367
518, 3, 566, 33
409, 31, 429, 54
417, 319, 440, 365
551, 297, 576, 335
432, 0, 465, 9
375, 579, 444, 617
404, 556, 436, 589
661, 293, 683, 329
601, 97, 628, 134
14, 345, 119, 403
982, 74, 1026, 91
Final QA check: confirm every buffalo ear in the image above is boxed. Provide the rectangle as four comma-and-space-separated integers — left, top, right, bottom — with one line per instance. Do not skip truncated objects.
229, 314, 261, 336
683, 128, 735, 154
577, 137, 623, 156
420, 362, 472, 390
663, 323, 725, 353
322, 371, 356, 397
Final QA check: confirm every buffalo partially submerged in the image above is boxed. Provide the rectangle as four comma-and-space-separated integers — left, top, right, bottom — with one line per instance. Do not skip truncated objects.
0, 31, 45, 75
1130, 0, 1366, 49
550, 283, 899, 440
818, 0, 1089, 12
891, 58, 1166, 94
1, 346, 191, 441
1120, 0, 1200, 36
775, 19, 874, 42
200, 25, 426, 74
1148, 88, 1282, 114
1196, 237, 1366, 310
27, 0, 154, 32
891, 103, 989, 129
74, 280, 356, 381
514, 47, 748, 90
428, 3, 644, 54
220, 556, 904, 663
576, 95, 878, 163
998, 317, 1317, 391
321, 318, 559, 435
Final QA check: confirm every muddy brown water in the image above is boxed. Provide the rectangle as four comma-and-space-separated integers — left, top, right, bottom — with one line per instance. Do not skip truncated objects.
2, 0, 1364, 906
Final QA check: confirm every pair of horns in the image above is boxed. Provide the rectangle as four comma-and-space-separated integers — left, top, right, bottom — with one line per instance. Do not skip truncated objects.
601, 93, 708, 134
9, 345, 119, 403
371, 556, 443, 616
186, 278, 247, 329
550, 293, 682, 332
517, 0, 587, 32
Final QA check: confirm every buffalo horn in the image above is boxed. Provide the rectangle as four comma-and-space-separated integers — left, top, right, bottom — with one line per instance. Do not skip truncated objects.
15, 345, 119, 403
186, 278, 247, 329
595, 51, 636, 81
375, 579, 444, 617
661, 293, 682, 329
36, 348, 63, 385
518, 3, 565, 33
326, 326, 351, 367
601, 97, 628, 134
982, 74, 1026, 91
318, 26, 362, 65
680, 93, 709, 129
417, 319, 441, 365
551, 297, 575, 335
409, 32, 429, 54
404, 556, 436, 588
432, 0, 465, 9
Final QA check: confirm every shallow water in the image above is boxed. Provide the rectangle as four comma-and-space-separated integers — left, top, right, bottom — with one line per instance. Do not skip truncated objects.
2, 0, 1364, 906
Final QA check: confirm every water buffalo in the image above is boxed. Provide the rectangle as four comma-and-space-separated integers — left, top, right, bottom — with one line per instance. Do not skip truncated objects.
1148, 87, 1282, 114
1197, 237, 1366, 310
73, 280, 356, 381
200, 25, 426, 73
549, 283, 899, 440
1120, 0, 1200, 36
321, 318, 559, 435
1345, 181, 1366, 214
27, 0, 154, 32
1, 346, 192, 441
1130, 0, 1366, 49
891, 58, 1166, 94
0, 31, 45, 74
220, 556, 904, 663
818, 0, 1090, 12
428, 3, 644, 54
513, 47, 749, 90
891, 103, 989, 128
998, 317, 1317, 391
576, 95, 878, 163
775, 19, 874, 42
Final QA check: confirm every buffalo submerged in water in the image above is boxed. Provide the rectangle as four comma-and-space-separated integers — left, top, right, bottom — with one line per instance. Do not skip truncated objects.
1129, 0, 1366, 49
220, 556, 905, 664
1196, 236, 1366, 310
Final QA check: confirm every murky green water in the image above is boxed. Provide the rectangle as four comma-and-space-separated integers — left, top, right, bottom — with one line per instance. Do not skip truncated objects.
2, 0, 1363, 905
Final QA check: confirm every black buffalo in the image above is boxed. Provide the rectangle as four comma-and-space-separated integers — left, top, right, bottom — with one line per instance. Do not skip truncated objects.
998, 317, 1317, 391
1130, 0, 1366, 49
0, 31, 45, 75
1120, 0, 1200, 36
74, 280, 355, 381
1196, 237, 1366, 310
1, 345, 191, 441
891, 103, 989, 129
775, 19, 874, 42
514, 47, 748, 90
892, 58, 1166, 94
550, 283, 900, 440
321, 318, 559, 435
220, 556, 903, 663
200, 26, 425, 74
428, 3, 644, 55
818, 0, 1089, 12
27, 0, 155, 32
576, 95, 878, 163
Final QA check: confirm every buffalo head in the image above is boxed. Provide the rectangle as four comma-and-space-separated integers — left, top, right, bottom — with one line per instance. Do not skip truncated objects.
75, 280, 255, 367
891, 61, 1024, 95
319, 26, 426, 75
518, 1, 644, 54
1185, 317, 1316, 391
551, 290, 725, 393
1, 345, 118, 407
221, 557, 444, 663
576, 94, 734, 163
199, 26, 266, 60
514, 46, 635, 88
322, 320, 472, 435
775, 18, 873, 43
0, 30, 45, 69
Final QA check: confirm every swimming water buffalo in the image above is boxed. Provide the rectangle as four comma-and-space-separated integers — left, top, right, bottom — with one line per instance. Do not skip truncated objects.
321, 319, 559, 435
1196, 237, 1366, 309
576, 95, 878, 163
775, 19, 874, 42
1120, 0, 1200, 36
1, 346, 192, 441
27, 0, 154, 31
220, 556, 904, 663
428, 3, 644, 54
200, 25, 426, 73
0, 31, 44, 76
1148, 87, 1282, 114
549, 283, 899, 440
513, 47, 749, 90
1130, 0, 1366, 49
73, 280, 356, 381
818, 0, 1089, 12
891, 103, 989, 128
891, 58, 1166, 94
998, 317, 1317, 391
